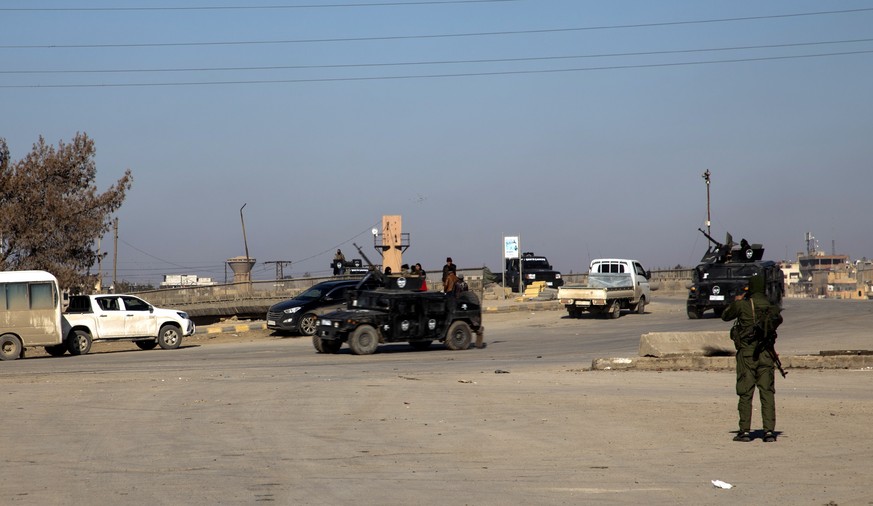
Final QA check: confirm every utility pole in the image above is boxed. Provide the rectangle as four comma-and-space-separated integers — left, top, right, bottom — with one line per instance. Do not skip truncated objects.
264, 260, 292, 280
112, 218, 119, 293
702, 170, 712, 237
240, 203, 250, 261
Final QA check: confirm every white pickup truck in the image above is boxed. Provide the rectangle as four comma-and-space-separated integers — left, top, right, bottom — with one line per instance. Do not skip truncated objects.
557, 259, 651, 319
62, 294, 196, 355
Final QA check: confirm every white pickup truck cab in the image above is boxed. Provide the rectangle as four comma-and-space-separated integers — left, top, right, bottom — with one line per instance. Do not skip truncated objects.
558, 259, 651, 318
62, 294, 196, 355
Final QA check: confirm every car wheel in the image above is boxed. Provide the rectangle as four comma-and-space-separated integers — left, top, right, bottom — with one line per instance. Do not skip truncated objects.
348, 325, 379, 355
409, 340, 432, 351
67, 330, 92, 356
0, 334, 23, 361
298, 313, 318, 336
635, 297, 646, 315
445, 321, 472, 350
609, 301, 621, 319
44, 344, 67, 357
312, 335, 325, 353
158, 325, 182, 350
135, 340, 158, 350
687, 307, 703, 319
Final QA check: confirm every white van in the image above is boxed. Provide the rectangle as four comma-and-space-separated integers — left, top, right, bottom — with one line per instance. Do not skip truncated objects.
0, 270, 64, 360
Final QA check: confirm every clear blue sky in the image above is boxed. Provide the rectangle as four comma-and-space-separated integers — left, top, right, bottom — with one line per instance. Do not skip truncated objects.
3, 1, 872, 284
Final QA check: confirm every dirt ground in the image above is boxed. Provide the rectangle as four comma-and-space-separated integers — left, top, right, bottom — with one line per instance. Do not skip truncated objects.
6, 299, 873, 505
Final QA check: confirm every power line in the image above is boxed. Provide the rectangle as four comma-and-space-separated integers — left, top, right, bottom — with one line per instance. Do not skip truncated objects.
2, 8, 871, 50
0, 0, 517, 12
3, 37, 871, 74
3, 49, 871, 89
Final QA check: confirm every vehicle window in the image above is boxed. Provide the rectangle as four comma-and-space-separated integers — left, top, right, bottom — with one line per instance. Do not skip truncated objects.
328, 287, 348, 300
121, 296, 150, 311
67, 296, 91, 312
29, 283, 55, 310
634, 263, 646, 277
98, 297, 120, 311
521, 258, 550, 270
5, 283, 28, 311
296, 287, 324, 301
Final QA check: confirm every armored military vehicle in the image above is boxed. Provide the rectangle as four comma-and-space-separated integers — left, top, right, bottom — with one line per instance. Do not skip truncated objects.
312, 243, 483, 354
686, 229, 784, 319
505, 252, 563, 292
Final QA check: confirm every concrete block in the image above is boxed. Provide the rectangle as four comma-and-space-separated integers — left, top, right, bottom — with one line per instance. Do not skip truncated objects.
639, 331, 734, 358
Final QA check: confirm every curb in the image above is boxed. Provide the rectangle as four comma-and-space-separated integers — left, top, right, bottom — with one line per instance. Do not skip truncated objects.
202, 322, 268, 335
592, 355, 873, 372
483, 301, 562, 313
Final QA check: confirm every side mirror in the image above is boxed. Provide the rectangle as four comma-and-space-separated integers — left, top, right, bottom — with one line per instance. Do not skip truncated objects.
149, 305, 154, 313
645, 270, 652, 280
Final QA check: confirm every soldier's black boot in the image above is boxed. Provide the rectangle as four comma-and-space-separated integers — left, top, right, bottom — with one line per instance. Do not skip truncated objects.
763, 431, 776, 443
732, 431, 751, 442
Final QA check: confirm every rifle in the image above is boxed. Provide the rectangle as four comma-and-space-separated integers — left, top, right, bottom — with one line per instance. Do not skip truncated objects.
751, 301, 787, 378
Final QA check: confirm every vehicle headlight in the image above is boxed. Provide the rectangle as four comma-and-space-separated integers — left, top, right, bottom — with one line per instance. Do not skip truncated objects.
177, 311, 189, 319
525, 274, 536, 280
555, 273, 562, 279
283, 307, 302, 314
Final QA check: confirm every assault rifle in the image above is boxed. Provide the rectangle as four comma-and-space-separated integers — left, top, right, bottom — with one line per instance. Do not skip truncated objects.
751, 303, 787, 378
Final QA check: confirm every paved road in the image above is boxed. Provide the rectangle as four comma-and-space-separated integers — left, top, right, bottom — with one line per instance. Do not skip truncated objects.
2, 296, 872, 504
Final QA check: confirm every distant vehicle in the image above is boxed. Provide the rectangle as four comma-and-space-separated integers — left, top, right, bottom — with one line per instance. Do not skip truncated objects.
686, 229, 784, 319
558, 259, 651, 319
266, 279, 377, 336
0, 270, 65, 361
505, 252, 563, 292
62, 294, 196, 355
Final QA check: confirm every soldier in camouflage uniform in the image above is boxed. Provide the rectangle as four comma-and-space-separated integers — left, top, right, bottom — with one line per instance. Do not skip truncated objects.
721, 274, 783, 443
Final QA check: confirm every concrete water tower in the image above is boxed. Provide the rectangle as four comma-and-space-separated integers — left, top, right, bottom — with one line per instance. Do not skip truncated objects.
227, 256, 256, 284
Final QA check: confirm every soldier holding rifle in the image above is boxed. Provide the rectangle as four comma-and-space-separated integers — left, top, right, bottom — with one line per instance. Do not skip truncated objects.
721, 274, 784, 443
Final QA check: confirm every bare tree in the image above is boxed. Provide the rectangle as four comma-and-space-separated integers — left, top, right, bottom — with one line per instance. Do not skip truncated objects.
0, 133, 133, 290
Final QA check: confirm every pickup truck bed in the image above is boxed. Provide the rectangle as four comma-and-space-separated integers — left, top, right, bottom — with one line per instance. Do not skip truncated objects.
557, 272, 642, 319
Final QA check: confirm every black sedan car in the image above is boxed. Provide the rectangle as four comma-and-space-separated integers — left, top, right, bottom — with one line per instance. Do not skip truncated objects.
267, 279, 372, 336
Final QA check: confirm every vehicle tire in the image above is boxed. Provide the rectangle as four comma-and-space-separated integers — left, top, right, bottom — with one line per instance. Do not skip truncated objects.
135, 340, 158, 350
635, 297, 646, 315
0, 334, 23, 361
67, 330, 92, 356
322, 339, 342, 354
348, 325, 379, 355
44, 344, 67, 357
298, 313, 318, 336
445, 321, 472, 350
609, 300, 621, 319
687, 307, 703, 319
312, 335, 325, 353
158, 324, 182, 350
409, 340, 432, 351
712, 307, 725, 318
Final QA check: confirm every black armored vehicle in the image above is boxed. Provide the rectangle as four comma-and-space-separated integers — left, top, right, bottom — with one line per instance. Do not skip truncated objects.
686, 229, 784, 319
313, 270, 483, 355
505, 252, 564, 292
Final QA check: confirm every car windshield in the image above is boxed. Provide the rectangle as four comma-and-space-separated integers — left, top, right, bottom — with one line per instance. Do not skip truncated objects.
522, 258, 550, 270
295, 287, 326, 301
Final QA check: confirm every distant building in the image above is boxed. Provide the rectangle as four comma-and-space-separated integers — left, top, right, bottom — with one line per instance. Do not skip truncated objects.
160, 274, 215, 288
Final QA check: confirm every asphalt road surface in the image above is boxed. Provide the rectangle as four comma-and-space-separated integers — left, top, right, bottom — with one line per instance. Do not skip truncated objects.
2, 296, 872, 505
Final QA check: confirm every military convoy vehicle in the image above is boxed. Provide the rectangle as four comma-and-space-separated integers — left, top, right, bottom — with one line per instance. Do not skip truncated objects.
312, 243, 483, 355
686, 229, 784, 319
505, 252, 563, 292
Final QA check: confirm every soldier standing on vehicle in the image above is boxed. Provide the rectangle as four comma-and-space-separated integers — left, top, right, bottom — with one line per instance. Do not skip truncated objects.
442, 257, 456, 283
444, 269, 458, 296
721, 274, 783, 443
333, 249, 346, 276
